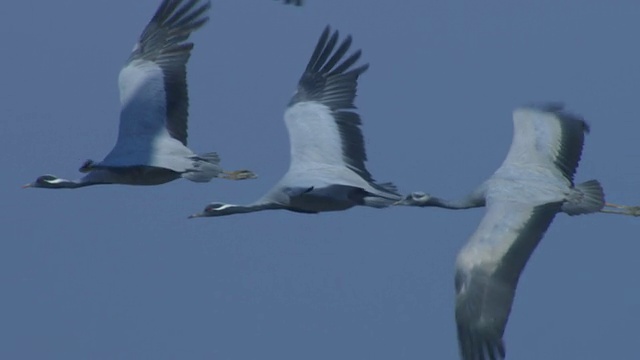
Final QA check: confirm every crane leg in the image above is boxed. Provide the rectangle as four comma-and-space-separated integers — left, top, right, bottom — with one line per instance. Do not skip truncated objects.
221, 169, 258, 180
600, 203, 640, 217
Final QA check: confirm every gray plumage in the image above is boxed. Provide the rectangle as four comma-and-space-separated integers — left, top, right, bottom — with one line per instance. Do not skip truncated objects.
397, 105, 610, 360
190, 26, 400, 218
24, 0, 255, 189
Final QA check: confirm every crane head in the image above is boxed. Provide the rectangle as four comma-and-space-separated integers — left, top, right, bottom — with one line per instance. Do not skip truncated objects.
22, 175, 64, 189
188, 203, 236, 218
393, 192, 432, 206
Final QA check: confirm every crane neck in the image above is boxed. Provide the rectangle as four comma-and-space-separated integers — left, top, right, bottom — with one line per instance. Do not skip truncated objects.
229, 203, 282, 214
429, 194, 485, 210
56, 180, 86, 189
194, 202, 286, 218
56, 174, 113, 188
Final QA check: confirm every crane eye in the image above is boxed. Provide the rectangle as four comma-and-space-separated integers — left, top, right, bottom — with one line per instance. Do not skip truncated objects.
205, 203, 227, 212
38, 175, 56, 183
412, 192, 427, 200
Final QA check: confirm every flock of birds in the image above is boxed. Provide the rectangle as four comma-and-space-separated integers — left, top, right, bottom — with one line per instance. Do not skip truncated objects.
23, 0, 640, 359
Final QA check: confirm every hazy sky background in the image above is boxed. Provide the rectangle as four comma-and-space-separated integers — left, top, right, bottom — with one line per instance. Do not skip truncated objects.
3, 1, 640, 359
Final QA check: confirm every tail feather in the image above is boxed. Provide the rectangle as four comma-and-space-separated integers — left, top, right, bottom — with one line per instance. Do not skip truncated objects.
363, 181, 402, 208
195, 152, 221, 165
182, 152, 223, 183
373, 181, 400, 195
562, 179, 605, 215
363, 196, 399, 208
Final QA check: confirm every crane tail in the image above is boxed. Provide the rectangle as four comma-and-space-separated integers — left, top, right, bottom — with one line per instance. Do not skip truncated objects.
182, 152, 223, 183
562, 180, 605, 215
194, 152, 221, 165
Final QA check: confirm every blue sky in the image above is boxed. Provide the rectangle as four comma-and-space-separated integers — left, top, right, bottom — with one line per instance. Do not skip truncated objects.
3, 1, 640, 359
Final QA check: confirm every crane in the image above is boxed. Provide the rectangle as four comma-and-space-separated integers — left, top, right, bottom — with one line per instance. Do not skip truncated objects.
24, 0, 255, 189
189, 26, 401, 218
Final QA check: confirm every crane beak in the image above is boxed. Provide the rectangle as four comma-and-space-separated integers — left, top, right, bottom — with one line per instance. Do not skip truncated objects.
187, 212, 204, 219
392, 199, 407, 206
22, 183, 33, 189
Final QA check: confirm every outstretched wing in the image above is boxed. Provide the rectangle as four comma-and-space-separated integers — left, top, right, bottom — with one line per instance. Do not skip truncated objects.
284, 26, 373, 181
102, 0, 210, 168
455, 200, 561, 360
500, 104, 590, 185
280, 0, 303, 6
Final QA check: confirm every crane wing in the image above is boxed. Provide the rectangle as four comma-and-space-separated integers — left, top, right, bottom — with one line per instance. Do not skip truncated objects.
500, 104, 589, 184
283, 26, 374, 181
101, 0, 210, 169
280, 0, 303, 5
455, 200, 562, 360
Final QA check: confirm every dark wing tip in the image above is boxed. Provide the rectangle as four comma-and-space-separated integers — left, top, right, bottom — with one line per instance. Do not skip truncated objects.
544, 104, 590, 134
135, 0, 211, 62
281, 0, 303, 6
133, 0, 211, 146
520, 103, 590, 181
151, 0, 211, 28
457, 324, 506, 360
291, 25, 368, 109
522, 102, 590, 134
554, 109, 589, 182
546, 105, 589, 181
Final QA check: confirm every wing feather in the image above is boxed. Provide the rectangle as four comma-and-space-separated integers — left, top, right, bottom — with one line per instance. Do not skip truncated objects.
500, 104, 589, 184
455, 201, 562, 360
119, 0, 210, 147
101, 0, 209, 170
285, 26, 374, 182
279, 0, 303, 5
